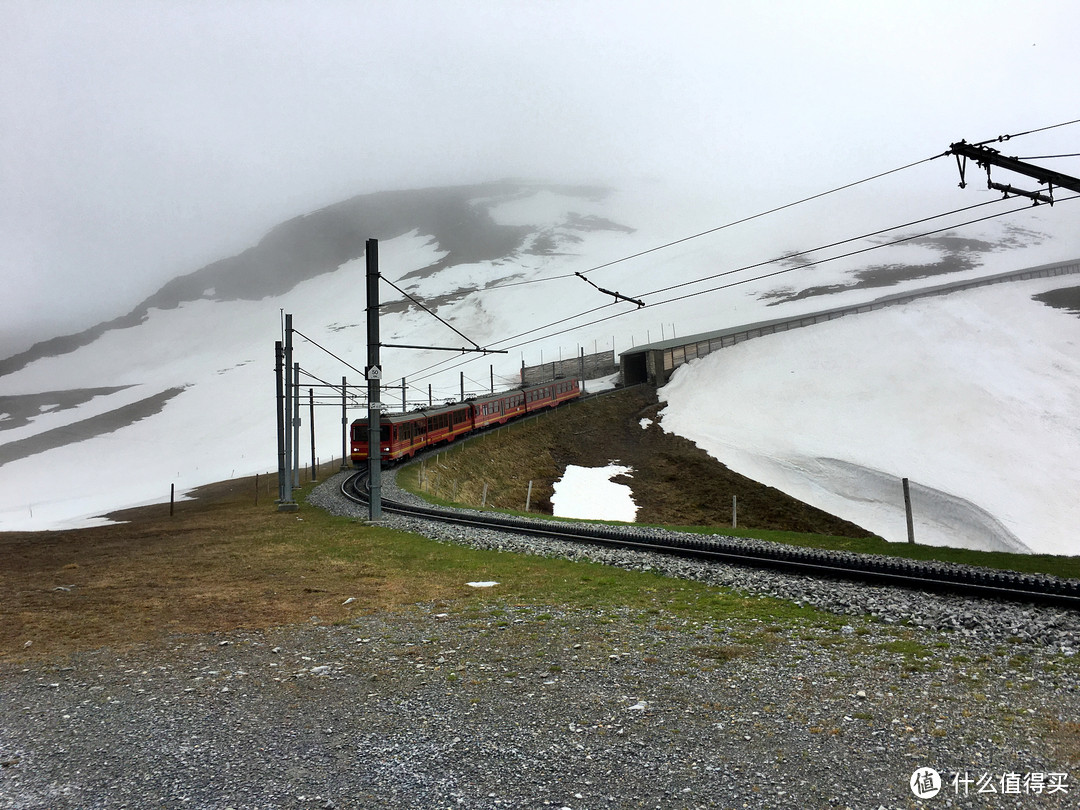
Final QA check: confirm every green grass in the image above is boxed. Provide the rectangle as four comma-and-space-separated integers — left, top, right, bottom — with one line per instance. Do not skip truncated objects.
283, 480, 844, 634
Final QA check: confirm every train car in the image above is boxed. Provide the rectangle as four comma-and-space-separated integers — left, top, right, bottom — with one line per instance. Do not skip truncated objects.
350, 377, 582, 466
470, 389, 527, 430
350, 402, 471, 464
522, 377, 581, 412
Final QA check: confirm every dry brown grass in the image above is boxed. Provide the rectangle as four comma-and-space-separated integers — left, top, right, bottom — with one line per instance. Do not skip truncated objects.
0, 468, 466, 663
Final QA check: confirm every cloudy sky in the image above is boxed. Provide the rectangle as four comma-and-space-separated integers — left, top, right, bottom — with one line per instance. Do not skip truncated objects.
3, 0, 1079, 355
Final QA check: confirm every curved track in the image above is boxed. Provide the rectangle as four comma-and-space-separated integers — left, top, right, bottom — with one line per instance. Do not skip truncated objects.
341, 471, 1080, 610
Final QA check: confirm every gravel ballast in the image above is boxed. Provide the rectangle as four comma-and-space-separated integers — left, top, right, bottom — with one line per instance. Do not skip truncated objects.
1, 471, 1077, 809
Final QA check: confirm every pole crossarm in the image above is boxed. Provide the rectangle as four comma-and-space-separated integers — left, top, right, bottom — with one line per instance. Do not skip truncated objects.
949, 140, 1080, 202
380, 342, 508, 354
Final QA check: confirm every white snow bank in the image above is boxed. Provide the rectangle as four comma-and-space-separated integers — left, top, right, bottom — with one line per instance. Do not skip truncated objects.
659, 279, 1080, 556
551, 464, 637, 523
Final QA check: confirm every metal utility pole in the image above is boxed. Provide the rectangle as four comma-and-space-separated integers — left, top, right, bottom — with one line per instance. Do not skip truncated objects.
279, 316, 297, 510
309, 388, 316, 482
949, 140, 1080, 203
366, 238, 383, 520
275, 340, 285, 501
340, 376, 350, 471
293, 362, 301, 488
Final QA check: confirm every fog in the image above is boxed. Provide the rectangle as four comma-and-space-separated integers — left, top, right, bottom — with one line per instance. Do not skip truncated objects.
3, 0, 1079, 357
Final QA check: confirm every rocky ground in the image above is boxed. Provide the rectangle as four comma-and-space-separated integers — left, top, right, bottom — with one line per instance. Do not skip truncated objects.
1, 472, 1077, 809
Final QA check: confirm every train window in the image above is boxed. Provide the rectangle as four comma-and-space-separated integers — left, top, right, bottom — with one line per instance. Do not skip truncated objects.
380, 425, 391, 442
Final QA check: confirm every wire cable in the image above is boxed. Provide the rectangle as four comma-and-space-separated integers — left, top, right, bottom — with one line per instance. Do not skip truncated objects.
575, 153, 948, 278
292, 328, 367, 379
974, 118, 1080, 147
471, 194, 1079, 359
634, 196, 1007, 299
381, 275, 485, 349
1016, 153, 1080, 160
642, 194, 1078, 311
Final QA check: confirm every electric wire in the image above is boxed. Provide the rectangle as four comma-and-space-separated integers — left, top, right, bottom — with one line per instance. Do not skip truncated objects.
380, 275, 485, 349
292, 328, 368, 379
391, 201, 1021, 384
640, 194, 1079, 311
574, 153, 948, 279
479, 194, 1079, 359
1016, 153, 1080, 160
295, 130, 1078, 389
973, 118, 1080, 147
469, 153, 953, 298
635, 196, 1007, 299
387, 153, 959, 381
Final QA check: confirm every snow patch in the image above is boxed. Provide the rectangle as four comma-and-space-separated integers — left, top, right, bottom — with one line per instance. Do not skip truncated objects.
551, 464, 637, 523
659, 278, 1080, 555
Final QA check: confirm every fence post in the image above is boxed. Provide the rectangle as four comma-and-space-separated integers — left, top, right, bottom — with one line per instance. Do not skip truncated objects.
525, 480, 533, 512
903, 478, 915, 544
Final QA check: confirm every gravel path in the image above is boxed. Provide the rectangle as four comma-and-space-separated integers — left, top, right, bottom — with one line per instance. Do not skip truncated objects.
1, 472, 1077, 809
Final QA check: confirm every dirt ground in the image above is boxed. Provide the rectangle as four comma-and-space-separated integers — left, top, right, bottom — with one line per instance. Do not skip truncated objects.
0, 473, 375, 663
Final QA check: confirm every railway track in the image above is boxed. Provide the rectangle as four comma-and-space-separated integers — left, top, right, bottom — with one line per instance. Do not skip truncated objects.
341, 470, 1080, 610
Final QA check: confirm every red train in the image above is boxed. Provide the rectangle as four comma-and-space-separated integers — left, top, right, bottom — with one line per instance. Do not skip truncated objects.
351, 378, 581, 465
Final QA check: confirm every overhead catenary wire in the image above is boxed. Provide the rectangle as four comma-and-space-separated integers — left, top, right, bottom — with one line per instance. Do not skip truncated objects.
574, 152, 948, 279
293, 328, 368, 379
380, 275, 485, 350
297, 126, 1079, 389
634, 196, 1008, 299
391, 195, 1042, 386
973, 117, 1080, 147
473, 194, 1080, 360
637, 193, 1080, 311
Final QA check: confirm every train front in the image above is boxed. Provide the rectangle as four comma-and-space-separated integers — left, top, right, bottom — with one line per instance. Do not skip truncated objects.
349, 418, 390, 465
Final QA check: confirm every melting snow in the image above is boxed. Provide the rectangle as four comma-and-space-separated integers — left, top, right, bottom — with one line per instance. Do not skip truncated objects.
551, 464, 637, 523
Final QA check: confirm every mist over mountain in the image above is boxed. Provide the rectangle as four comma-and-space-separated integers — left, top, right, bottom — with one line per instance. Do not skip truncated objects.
0, 182, 611, 377
1, 180, 1078, 557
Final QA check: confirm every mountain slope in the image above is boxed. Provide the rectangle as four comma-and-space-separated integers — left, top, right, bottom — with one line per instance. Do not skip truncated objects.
1, 180, 1078, 556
